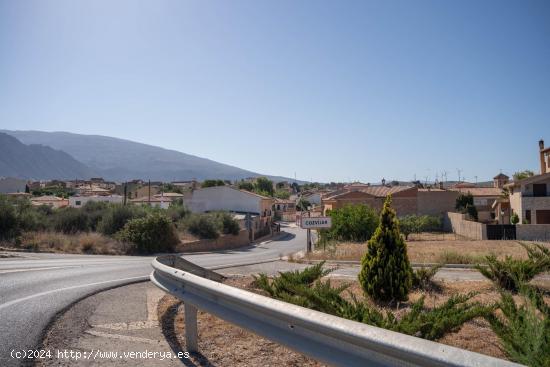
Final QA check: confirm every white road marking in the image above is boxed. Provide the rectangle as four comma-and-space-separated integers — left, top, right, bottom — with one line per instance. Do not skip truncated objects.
85, 330, 164, 345
0, 266, 79, 274
0, 275, 149, 311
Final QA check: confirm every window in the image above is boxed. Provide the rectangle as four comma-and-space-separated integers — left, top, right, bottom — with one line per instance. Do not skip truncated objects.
533, 184, 547, 197
75, 201, 81, 206
525, 210, 531, 224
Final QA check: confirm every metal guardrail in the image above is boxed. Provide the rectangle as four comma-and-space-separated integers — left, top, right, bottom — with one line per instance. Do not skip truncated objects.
150, 255, 522, 367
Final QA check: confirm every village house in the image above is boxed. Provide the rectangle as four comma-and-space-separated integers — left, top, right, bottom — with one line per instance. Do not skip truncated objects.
69, 195, 124, 208
322, 185, 418, 216
493, 140, 550, 225
448, 182, 503, 223
186, 186, 275, 236
30, 195, 69, 209
130, 196, 171, 209
154, 192, 187, 202
272, 198, 296, 221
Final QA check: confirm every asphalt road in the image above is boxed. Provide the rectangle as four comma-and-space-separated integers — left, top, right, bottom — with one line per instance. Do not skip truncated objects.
0, 225, 307, 366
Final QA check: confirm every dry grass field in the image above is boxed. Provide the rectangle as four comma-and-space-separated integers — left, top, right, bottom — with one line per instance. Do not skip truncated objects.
308, 233, 550, 264
1, 231, 132, 255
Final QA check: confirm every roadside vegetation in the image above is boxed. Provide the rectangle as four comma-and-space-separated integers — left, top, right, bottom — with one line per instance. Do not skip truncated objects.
0, 194, 240, 255
259, 195, 550, 364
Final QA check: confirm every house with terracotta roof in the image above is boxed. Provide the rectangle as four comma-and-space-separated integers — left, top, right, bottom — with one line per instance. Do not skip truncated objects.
448, 183, 503, 222
322, 185, 418, 216
494, 140, 550, 225
30, 195, 69, 209
130, 196, 171, 209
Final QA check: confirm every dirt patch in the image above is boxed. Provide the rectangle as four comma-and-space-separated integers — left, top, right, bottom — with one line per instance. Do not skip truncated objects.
308, 238, 550, 263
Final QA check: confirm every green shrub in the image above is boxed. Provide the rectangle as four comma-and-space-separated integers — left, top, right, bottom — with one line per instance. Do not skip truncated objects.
98, 205, 145, 235
0, 195, 19, 241
319, 204, 379, 243
487, 286, 550, 367
455, 193, 478, 221
212, 212, 240, 235
254, 262, 492, 341
53, 208, 90, 234
399, 215, 441, 239
359, 196, 413, 302
510, 213, 519, 225
475, 243, 550, 291
117, 213, 179, 254
412, 264, 442, 290
184, 214, 220, 239
166, 203, 190, 222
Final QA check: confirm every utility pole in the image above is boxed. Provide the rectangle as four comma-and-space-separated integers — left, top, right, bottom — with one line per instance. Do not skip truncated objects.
148, 180, 151, 204
123, 182, 127, 205
457, 169, 462, 183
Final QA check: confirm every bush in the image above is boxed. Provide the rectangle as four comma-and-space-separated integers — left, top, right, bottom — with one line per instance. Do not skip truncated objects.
166, 203, 190, 223
412, 264, 442, 290
117, 213, 179, 254
254, 262, 492, 341
319, 204, 379, 243
184, 214, 220, 239
212, 212, 240, 235
510, 213, 519, 225
358, 196, 412, 302
98, 205, 146, 235
487, 286, 550, 367
399, 215, 441, 239
0, 195, 19, 241
53, 208, 90, 234
475, 243, 550, 291
81, 201, 110, 231
455, 193, 478, 221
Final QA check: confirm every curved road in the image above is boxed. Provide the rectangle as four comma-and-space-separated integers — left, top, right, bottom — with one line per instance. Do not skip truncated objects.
0, 225, 306, 366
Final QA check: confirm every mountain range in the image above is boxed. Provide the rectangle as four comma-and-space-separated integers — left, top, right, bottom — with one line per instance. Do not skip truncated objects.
0, 130, 295, 182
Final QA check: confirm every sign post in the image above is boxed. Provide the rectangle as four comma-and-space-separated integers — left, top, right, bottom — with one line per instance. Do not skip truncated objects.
300, 215, 332, 253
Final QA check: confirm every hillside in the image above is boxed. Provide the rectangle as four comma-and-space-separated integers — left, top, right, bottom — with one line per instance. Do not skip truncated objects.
0, 133, 97, 180
1, 130, 296, 182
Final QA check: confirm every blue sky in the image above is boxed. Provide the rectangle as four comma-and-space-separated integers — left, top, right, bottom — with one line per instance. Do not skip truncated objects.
1, 0, 549, 183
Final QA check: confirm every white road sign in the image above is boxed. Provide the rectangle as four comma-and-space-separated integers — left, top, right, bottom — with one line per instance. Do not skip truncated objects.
301, 217, 332, 229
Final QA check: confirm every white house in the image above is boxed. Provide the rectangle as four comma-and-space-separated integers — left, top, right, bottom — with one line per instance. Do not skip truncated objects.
69, 195, 124, 208
130, 196, 171, 209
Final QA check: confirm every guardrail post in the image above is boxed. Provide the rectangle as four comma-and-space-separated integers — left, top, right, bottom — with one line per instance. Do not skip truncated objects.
184, 303, 198, 353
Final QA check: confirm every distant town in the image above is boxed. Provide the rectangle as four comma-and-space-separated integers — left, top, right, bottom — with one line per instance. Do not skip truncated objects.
2, 139, 549, 242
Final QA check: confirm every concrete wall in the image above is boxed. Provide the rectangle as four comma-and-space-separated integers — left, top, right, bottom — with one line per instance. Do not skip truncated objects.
175, 229, 251, 253
516, 224, 550, 241
187, 186, 266, 214
444, 212, 487, 240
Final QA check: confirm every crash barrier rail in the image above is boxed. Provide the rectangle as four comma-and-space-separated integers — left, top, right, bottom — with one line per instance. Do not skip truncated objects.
150, 255, 522, 367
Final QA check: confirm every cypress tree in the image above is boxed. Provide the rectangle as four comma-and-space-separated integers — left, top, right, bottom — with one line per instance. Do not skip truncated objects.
359, 195, 413, 302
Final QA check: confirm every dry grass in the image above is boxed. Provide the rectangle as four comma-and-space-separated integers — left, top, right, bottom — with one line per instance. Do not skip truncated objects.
309, 237, 550, 264
9, 231, 133, 255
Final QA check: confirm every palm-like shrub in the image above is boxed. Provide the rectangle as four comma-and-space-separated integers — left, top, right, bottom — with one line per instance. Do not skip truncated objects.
487, 286, 550, 367
475, 243, 550, 291
359, 195, 412, 302
254, 262, 492, 341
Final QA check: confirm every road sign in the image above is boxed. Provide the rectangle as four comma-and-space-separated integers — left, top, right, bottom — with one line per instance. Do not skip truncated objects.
301, 217, 332, 229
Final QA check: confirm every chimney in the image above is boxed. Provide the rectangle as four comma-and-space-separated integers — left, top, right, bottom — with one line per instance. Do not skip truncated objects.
540, 139, 547, 175
381, 178, 386, 186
